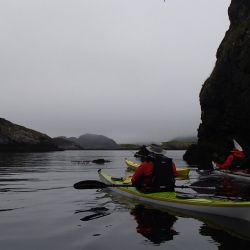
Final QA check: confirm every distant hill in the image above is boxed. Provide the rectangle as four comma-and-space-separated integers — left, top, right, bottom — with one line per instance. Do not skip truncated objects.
0, 118, 59, 152
52, 136, 84, 150
162, 136, 197, 150
171, 136, 197, 142
119, 144, 140, 150
67, 133, 119, 149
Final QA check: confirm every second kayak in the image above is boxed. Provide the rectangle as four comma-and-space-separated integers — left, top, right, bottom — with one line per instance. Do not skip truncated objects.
125, 159, 190, 179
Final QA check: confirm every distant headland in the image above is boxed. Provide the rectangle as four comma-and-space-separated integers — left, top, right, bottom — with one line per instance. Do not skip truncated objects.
0, 118, 59, 152
0, 118, 195, 152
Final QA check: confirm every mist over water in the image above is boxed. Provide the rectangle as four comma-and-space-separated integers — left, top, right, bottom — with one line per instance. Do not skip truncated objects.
0, 0, 231, 143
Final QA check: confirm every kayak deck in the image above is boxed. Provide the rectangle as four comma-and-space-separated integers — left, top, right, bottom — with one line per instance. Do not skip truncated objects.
98, 169, 250, 222
125, 159, 190, 179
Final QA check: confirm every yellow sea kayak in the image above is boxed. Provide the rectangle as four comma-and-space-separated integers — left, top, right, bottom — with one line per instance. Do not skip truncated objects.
98, 169, 250, 222
125, 159, 190, 179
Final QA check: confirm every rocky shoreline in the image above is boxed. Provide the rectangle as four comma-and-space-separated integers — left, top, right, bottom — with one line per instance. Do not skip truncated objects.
0, 118, 195, 152
0, 118, 59, 152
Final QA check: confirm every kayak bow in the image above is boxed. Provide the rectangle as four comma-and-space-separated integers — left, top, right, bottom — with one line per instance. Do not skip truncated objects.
98, 169, 250, 222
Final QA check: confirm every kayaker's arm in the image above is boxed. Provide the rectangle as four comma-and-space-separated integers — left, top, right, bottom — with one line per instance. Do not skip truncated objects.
131, 166, 142, 184
172, 163, 178, 177
217, 155, 234, 170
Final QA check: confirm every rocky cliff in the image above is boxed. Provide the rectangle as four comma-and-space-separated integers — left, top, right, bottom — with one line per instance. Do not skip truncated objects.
184, 0, 250, 166
0, 118, 59, 152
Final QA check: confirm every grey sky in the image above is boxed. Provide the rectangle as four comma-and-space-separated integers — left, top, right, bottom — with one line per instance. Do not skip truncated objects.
0, 0, 230, 144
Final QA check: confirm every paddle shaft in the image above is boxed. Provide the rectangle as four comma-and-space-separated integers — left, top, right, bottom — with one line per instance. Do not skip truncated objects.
73, 180, 216, 190
98, 184, 216, 189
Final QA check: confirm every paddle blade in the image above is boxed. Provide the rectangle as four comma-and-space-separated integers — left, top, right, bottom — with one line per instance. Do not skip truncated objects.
74, 180, 108, 189
211, 161, 219, 170
233, 139, 243, 151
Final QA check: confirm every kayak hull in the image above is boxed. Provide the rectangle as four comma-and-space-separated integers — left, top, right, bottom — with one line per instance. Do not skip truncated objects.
212, 161, 250, 181
98, 169, 250, 222
214, 169, 250, 181
125, 159, 190, 178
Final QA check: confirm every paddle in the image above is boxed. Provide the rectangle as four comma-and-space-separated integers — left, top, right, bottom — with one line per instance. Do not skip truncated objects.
73, 180, 216, 190
233, 139, 243, 151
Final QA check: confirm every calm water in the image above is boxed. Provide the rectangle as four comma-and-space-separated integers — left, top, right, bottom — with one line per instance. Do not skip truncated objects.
0, 150, 250, 250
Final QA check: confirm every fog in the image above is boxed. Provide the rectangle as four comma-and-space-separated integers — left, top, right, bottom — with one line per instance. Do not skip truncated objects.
0, 0, 230, 143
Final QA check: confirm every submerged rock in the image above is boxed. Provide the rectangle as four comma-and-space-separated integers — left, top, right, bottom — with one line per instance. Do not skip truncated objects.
92, 158, 111, 164
72, 158, 111, 165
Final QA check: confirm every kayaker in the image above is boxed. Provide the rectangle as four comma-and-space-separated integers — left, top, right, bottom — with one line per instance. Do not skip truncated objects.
134, 145, 150, 159
215, 148, 246, 171
131, 143, 177, 192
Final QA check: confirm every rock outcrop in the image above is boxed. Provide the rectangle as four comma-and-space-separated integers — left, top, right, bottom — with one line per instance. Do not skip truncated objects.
184, 0, 250, 166
0, 118, 59, 152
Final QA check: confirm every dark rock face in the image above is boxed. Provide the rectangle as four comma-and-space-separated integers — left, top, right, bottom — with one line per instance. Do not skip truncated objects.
0, 118, 59, 152
68, 133, 119, 150
72, 159, 111, 164
184, 0, 250, 165
92, 159, 111, 164
77, 134, 119, 149
52, 137, 84, 150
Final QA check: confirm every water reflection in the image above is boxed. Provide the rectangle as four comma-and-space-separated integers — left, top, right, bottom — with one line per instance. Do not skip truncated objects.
100, 189, 250, 243
191, 173, 250, 200
75, 207, 110, 221
130, 205, 178, 244
130, 204, 250, 245
200, 223, 250, 249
